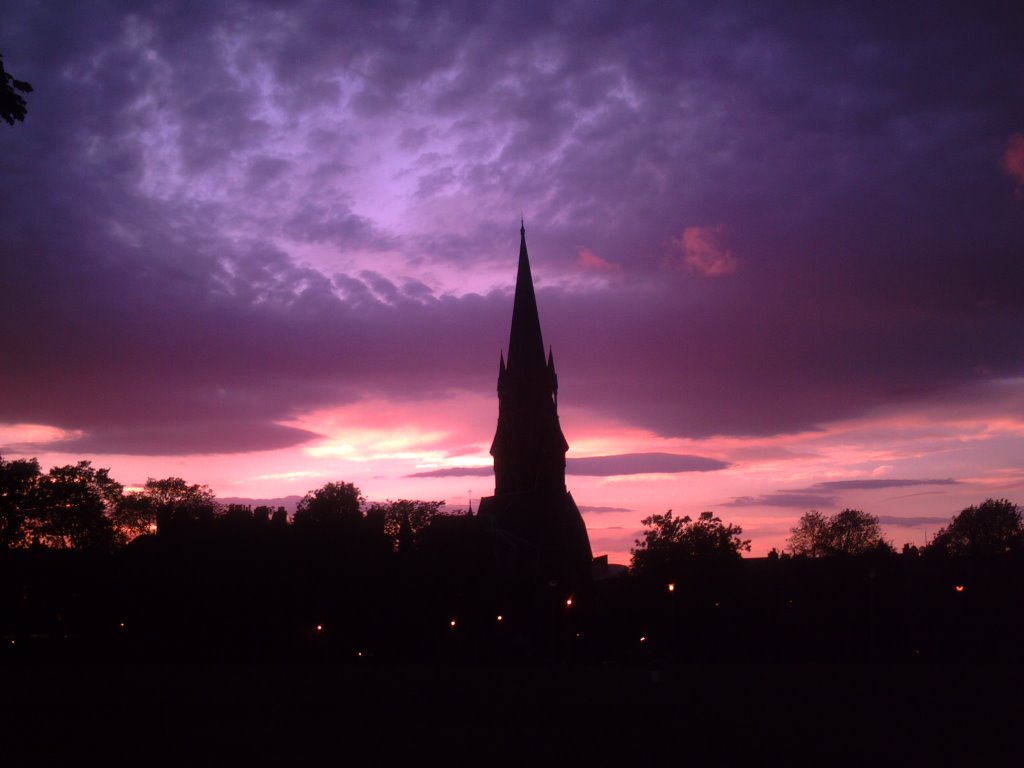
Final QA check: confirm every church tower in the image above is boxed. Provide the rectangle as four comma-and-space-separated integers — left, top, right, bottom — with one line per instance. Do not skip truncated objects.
477, 223, 592, 584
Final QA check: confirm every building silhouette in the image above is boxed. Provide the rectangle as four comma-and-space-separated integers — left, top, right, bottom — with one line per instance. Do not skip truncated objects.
477, 223, 593, 585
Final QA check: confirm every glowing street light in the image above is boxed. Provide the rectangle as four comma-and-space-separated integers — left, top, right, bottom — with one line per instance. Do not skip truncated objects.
667, 583, 676, 593
565, 597, 573, 608
315, 624, 323, 632
955, 585, 965, 593
496, 614, 504, 622
449, 618, 457, 629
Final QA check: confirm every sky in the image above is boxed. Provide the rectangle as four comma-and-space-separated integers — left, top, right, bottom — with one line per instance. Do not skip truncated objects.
2, 1, 1023, 562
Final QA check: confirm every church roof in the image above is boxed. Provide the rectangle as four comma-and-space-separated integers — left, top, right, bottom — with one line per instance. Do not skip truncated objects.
506, 222, 548, 379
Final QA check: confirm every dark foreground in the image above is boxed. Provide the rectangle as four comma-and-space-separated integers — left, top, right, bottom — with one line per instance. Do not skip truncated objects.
4, 661, 1022, 765
4, 545, 1024, 764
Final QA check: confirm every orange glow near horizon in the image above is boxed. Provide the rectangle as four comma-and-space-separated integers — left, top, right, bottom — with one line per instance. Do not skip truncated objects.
3, 379, 1023, 565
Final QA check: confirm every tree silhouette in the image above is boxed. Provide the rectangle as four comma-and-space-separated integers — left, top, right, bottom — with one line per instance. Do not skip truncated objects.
1, 54, 32, 126
367, 498, 447, 552
0, 455, 42, 548
787, 509, 829, 558
139, 477, 220, 530
32, 461, 121, 549
788, 508, 892, 557
631, 510, 750, 572
293, 481, 364, 527
111, 492, 158, 544
927, 498, 1023, 557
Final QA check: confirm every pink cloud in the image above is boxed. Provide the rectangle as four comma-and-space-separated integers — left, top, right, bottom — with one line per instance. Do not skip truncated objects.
1002, 132, 1024, 192
669, 226, 738, 277
578, 247, 619, 271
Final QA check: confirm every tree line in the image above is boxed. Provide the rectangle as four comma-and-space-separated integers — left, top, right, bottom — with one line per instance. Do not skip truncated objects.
629, 501, 1022, 572
0, 456, 453, 554
5, 455, 1020, 569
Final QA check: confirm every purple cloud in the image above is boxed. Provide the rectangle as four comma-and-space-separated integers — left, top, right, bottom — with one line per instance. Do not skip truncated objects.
578, 506, 633, 515
407, 453, 728, 478
814, 479, 959, 491
407, 466, 494, 479
724, 479, 960, 509
0, 2, 1022, 457
568, 453, 728, 476
876, 516, 951, 528
724, 494, 837, 509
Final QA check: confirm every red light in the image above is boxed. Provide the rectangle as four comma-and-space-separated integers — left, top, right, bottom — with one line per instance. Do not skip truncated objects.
955, 585, 965, 593
316, 624, 323, 632
565, 597, 573, 607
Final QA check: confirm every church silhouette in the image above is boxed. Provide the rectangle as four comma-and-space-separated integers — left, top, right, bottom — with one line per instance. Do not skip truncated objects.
477, 223, 593, 585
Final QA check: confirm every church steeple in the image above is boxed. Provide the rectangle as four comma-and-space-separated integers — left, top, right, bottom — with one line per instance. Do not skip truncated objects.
490, 222, 568, 496
506, 221, 548, 380
477, 225, 593, 585
477, 223, 592, 585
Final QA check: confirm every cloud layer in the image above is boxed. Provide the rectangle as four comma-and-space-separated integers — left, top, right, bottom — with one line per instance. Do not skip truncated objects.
408, 452, 728, 478
726, 479, 960, 508
1, 1, 1022, 466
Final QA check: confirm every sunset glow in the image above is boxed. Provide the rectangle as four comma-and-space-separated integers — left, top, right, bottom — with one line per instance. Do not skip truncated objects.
2, 3, 1023, 564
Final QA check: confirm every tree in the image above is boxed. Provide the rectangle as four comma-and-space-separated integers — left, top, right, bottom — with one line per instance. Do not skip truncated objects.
631, 510, 750, 572
788, 508, 892, 557
927, 498, 1023, 557
366, 499, 447, 552
293, 481, 364, 527
111, 492, 158, 544
125, 477, 220, 533
31, 461, 122, 549
828, 508, 892, 556
1, 54, 33, 126
786, 509, 829, 558
0, 456, 42, 548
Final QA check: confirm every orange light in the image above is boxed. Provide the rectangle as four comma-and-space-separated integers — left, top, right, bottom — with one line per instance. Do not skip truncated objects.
955, 585, 965, 593
565, 597, 573, 607
667, 583, 676, 592
119, 622, 125, 629
357, 651, 363, 657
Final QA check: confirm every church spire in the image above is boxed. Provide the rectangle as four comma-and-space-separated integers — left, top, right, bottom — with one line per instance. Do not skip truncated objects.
477, 223, 593, 585
506, 221, 548, 379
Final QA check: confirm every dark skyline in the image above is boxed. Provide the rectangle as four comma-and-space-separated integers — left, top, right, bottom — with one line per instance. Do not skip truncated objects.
1, 2, 1023, 560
